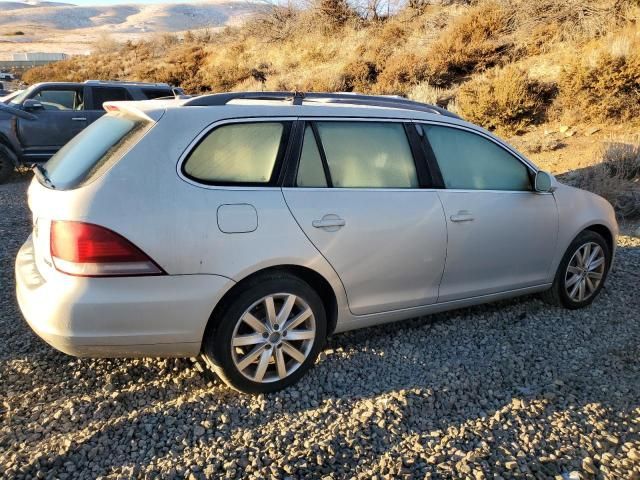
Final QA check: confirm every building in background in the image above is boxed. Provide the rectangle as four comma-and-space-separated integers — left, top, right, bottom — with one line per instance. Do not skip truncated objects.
0, 52, 69, 76
11, 52, 68, 62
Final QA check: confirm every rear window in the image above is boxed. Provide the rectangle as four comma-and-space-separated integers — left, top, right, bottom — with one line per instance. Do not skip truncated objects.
43, 113, 151, 190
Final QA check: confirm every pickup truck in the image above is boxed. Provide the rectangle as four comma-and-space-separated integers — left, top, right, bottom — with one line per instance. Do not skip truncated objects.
0, 80, 182, 183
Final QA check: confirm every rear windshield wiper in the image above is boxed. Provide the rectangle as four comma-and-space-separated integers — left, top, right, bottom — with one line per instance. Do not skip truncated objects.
32, 164, 56, 189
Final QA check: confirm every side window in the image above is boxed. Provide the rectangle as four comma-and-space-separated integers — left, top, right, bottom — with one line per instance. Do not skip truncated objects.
311, 121, 418, 188
183, 122, 288, 185
142, 88, 173, 100
421, 124, 531, 191
296, 126, 327, 187
32, 89, 83, 111
91, 87, 133, 109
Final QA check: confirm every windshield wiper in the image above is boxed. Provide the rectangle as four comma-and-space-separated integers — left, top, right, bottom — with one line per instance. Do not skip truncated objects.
32, 164, 56, 189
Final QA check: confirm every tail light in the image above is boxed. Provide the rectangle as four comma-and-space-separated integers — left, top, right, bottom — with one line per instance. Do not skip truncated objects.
50, 221, 164, 277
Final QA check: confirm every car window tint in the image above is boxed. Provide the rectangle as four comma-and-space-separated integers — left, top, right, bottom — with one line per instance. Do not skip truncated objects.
33, 89, 82, 111
92, 87, 132, 109
315, 121, 418, 188
45, 113, 150, 190
142, 88, 173, 99
422, 125, 531, 191
184, 122, 286, 184
296, 126, 327, 187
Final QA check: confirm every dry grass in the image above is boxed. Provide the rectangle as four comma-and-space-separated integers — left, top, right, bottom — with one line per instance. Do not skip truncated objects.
509, 0, 627, 43
571, 138, 640, 218
21, 0, 640, 138
555, 27, 640, 124
421, 1, 515, 86
456, 65, 555, 135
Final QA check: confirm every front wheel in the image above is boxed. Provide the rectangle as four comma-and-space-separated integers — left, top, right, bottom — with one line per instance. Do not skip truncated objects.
0, 150, 13, 184
542, 230, 611, 309
202, 273, 327, 393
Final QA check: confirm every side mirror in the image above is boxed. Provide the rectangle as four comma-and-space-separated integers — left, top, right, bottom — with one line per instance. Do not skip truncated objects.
23, 99, 44, 111
534, 170, 556, 193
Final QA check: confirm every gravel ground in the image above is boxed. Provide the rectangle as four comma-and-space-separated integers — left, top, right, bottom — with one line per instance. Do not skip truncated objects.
2, 173, 640, 479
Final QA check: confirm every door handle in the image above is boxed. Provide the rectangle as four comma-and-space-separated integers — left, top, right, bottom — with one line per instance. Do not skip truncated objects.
312, 215, 346, 231
71, 117, 87, 121
450, 210, 474, 222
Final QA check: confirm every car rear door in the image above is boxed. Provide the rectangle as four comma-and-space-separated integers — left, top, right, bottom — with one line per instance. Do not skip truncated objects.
16, 85, 86, 160
282, 119, 447, 316
417, 122, 559, 302
85, 85, 134, 124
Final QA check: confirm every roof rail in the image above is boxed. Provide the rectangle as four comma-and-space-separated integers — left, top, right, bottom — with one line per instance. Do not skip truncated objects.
84, 80, 172, 87
182, 91, 460, 118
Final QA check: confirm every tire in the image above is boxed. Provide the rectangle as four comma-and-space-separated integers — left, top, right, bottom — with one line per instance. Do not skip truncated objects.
541, 230, 611, 309
0, 150, 13, 184
202, 273, 327, 393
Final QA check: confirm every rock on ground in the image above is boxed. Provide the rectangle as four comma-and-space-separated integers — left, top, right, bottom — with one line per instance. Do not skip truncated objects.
1, 173, 640, 479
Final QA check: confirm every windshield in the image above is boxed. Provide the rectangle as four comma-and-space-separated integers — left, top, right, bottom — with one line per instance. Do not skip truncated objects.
8, 86, 32, 106
42, 113, 151, 190
1, 90, 23, 104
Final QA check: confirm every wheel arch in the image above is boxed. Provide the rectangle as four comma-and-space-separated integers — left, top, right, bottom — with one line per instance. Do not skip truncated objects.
0, 137, 19, 167
201, 264, 339, 352
583, 223, 614, 256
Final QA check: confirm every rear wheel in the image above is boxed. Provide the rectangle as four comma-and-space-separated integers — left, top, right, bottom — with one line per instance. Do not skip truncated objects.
202, 274, 326, 393
541, 230, 611, 309
0, 150, 13, 184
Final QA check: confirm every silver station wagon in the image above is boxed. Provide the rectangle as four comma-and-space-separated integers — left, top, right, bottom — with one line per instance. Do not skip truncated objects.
15, 92, 618, 393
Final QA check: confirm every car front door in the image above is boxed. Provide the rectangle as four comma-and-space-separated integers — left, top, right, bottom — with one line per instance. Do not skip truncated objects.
16, 86, 86, 160
283, 119, 447, 315
417, 123, 559, 302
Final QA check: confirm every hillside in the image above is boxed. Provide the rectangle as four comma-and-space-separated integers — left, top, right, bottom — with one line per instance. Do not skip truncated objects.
0, 0, 262, 56
21, 0, 640, 218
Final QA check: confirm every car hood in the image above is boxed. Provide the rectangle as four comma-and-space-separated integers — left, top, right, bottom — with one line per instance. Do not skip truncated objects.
0, 102, 36, 120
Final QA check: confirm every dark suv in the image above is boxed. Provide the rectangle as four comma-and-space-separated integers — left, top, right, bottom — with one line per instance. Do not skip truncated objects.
0, 80, 181, 183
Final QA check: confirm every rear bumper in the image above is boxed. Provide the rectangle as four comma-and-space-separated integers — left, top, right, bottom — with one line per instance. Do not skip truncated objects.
15, 236, 234, 357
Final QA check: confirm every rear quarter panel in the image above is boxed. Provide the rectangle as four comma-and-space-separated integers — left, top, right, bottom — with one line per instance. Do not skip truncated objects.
65, 108, 349, 314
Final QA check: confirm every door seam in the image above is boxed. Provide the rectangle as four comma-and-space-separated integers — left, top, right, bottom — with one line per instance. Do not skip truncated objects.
279, 188, 353, 312
435, 191, 449, 304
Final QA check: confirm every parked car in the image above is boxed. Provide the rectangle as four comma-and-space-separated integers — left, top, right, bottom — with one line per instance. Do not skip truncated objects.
0, 80, 183, 183
0, 89, 22, 104
0, 82, 9, 97
15, 92, 618, 393
0, 72, 15, 81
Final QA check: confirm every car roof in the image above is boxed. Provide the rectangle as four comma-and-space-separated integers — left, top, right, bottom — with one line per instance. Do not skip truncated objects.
110, 91, 470, 125
29, 81, 173, 89
104, 91, 537, 170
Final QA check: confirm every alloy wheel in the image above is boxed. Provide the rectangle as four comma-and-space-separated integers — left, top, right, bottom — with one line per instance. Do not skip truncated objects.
230, 293, 316, 383
565, 241, 606, 302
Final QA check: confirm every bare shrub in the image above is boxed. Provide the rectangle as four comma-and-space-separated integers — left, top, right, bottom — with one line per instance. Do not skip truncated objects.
244, 4, 300, 42
556, 28, 640, 123
407, 82, 452, 106
19, 0, 640, 114
375, 52, 428, 94
571, 139, 640, 218
313, 0, 356, 28
509, 0, 626, 43
342, 60, 379, 91
357, 19, 409, 67
423, 1, 515, 86
456, 65, 555, 134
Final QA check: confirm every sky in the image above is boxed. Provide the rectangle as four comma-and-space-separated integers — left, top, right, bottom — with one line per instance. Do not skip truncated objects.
10, 0, 224, 5
82, 0, 211, 3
